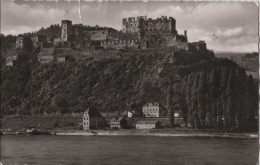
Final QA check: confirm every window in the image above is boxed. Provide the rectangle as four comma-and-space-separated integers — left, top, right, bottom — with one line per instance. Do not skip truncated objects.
84, 122, 86, 125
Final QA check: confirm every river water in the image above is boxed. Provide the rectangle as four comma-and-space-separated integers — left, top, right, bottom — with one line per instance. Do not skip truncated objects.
0, 135, 258, 165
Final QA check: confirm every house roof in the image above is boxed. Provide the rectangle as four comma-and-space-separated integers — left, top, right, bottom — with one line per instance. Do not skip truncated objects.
136, 119, 161, 124
84, 108, 103, 118
136, 120, 160, 125
110, 117, 125, 122
133, 118, 170, 126
143, 102, 160, 107
110, 117, 117, 122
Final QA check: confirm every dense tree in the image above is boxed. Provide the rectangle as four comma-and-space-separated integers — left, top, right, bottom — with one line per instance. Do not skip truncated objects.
1, 34, 17, 51
182, 65, 258, 132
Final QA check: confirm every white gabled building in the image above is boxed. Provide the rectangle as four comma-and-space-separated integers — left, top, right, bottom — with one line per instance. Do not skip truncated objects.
142, 102, 160, 117
83, 108, 106, 131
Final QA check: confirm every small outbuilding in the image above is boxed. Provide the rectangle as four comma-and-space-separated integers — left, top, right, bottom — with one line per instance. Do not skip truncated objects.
136, 120, 161, 129
110, 117, 127, 129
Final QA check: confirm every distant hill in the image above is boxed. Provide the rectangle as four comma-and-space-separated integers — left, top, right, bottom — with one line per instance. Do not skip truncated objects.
215, 52, 246, 58
215, 52, 259, 79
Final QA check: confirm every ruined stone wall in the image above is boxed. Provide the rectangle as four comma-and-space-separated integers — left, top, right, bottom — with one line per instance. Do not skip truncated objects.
191, 41, 207, 51
176, 34, 188, 42
54, 48, 73, 56
109, 31, 139, 40
101, 39, 139, 49
103, 31, 176, 49
142, 16, 176, 33
174, 42, 190, 51
161, 33, 177, 47
141, 32, 177, 48
90, 30, 108, 41
38, 48, 54, 56
54, 40, 71, 48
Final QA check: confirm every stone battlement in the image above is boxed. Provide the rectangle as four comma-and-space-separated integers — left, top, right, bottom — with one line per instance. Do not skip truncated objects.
122, 16, 174, 23
122, 15, 176, 34
122, 16, 147, 23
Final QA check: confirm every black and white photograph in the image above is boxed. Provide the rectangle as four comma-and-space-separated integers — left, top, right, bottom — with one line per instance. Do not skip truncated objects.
0, 0, 259, 164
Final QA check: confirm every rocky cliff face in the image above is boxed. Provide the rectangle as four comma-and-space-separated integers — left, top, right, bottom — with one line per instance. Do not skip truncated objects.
1, 49, 258, 132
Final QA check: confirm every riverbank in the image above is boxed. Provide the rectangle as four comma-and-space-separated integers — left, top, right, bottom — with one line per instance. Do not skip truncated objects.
1, 128, 257, 138
55, 129, 258, 139
1, 115, 258, 138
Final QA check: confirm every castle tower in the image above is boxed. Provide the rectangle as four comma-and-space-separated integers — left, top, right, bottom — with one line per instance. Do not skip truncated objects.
184, 30, 188, 41
122, 18, 128, 33
168, 17, 176, 33
122, 16, 146, 33
61, 20, 72, 41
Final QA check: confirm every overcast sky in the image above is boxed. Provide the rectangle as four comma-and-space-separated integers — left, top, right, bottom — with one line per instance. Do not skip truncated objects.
1, 0, 258, 52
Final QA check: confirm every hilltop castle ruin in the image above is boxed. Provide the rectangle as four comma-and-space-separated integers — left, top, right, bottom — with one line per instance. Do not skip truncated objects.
6, 15, 208, 66
54, 15, 205, 51
101, 16, 189, 50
